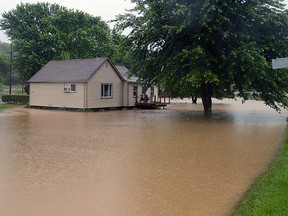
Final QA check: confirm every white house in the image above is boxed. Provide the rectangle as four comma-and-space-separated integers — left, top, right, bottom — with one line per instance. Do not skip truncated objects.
28, 58, 159, 109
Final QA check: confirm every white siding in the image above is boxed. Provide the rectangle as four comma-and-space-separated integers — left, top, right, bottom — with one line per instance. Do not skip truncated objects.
123, 82, 129, 106
87, 61, 124, 108
141, 86, 159, 101
148, 86, 159, 102
30, 83, 84, 108
125, 84, 159, 106
131, 83, 141, 106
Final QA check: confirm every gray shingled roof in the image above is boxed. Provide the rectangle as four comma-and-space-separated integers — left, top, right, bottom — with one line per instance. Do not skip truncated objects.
116, 65, 139, 83
28, 58, 122, 83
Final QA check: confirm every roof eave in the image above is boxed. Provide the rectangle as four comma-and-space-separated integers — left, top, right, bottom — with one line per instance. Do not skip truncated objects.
28, 80, 87, 83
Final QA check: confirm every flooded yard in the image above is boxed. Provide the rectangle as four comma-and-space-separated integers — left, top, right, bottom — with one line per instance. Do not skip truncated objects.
0, 100, 286, 216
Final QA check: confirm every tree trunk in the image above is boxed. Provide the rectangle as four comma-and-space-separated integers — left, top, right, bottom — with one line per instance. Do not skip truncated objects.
201, 84, 212, 114
191, 95, 197, 104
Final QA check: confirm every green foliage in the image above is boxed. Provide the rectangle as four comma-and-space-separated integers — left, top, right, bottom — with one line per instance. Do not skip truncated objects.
0, 42, 10, 84
0, 53, 8, 83
41, 8, 114, 60
1, 94, 29, 104
233, 127, 288, 216
76, 108, 93, 112
110, 28, 132, 67
0, 41, 10, 54
117, 0, 288, 111
24, 84, 29, 95
58, 107, 66, 111
0, 2, 120, 82
110, 107, 117, 111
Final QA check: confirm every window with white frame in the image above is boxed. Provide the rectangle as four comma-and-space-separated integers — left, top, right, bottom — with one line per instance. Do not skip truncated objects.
64, 83, 76, 92
101, 84, 112, 98
133, 85, 138, 97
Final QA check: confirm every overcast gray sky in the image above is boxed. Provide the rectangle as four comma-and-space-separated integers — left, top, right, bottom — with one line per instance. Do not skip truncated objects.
1, 0, 288, 43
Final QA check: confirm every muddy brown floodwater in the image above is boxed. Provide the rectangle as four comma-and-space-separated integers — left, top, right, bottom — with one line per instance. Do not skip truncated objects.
0, 100, 287, 216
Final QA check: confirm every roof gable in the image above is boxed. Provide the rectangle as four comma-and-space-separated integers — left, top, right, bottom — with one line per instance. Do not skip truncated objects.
28, 58, 123, 83
116, 65, 139, 83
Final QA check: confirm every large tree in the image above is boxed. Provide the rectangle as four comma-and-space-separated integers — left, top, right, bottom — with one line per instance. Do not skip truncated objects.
0, 2, 116, 82
117, 0, 288, 113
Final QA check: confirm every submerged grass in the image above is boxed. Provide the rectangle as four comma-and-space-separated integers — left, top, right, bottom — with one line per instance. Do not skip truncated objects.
232, 127, 288, 216
0, 103, 18, 112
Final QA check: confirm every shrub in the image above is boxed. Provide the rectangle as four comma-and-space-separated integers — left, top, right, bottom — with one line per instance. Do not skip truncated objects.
58, 107, 66, 111
1, 94, 29, 104
24, 84, 29, 95
77, 108, 93, 112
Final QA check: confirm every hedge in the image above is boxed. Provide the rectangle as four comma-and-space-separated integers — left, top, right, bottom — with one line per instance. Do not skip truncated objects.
1, 94, 29, 104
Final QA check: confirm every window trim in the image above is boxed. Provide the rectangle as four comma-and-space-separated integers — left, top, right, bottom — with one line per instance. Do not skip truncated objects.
101, 83, 113, 98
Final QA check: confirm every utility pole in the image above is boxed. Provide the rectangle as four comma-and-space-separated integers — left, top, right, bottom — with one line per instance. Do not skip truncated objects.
9, 43, 12, 95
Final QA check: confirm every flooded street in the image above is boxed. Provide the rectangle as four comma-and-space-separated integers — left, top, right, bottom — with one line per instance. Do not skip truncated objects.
0, 100, 286, 216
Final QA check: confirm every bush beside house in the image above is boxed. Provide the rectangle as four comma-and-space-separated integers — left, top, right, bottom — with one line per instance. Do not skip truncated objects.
1, 94, 29, 104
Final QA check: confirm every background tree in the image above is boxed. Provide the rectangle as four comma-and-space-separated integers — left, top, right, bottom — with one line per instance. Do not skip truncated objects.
0, 42, 20, 86
110, 28, 132, 67
117, 0, 288, 113
0, 2, 119, 83
0, 41, 14, 86
0, 52, 9, 84
0, 41, 10, 54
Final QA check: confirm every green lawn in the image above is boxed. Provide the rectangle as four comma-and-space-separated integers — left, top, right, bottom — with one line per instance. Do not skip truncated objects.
0, 103, 18, 112
232, 127, 288, 216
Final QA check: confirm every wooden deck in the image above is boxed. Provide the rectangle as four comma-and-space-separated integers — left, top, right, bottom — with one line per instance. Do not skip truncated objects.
135, 94, 170, 109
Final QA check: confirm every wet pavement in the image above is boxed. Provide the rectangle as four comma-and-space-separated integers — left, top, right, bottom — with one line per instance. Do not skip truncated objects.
0, 99, 286, 216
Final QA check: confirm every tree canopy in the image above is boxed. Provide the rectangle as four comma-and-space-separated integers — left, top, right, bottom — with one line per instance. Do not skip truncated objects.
0, 2, 118, 82
117, 0, 288, 112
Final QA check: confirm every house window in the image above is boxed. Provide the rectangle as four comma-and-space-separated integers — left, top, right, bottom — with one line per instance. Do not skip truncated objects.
150, 86, 154, 96
64, 83, 76, 92
101, 84, 112, 98
133, 85, 138, 97
71, 84, 76, 92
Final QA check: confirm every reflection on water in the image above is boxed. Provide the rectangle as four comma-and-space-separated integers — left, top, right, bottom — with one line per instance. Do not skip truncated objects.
0, 100, 286, 216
